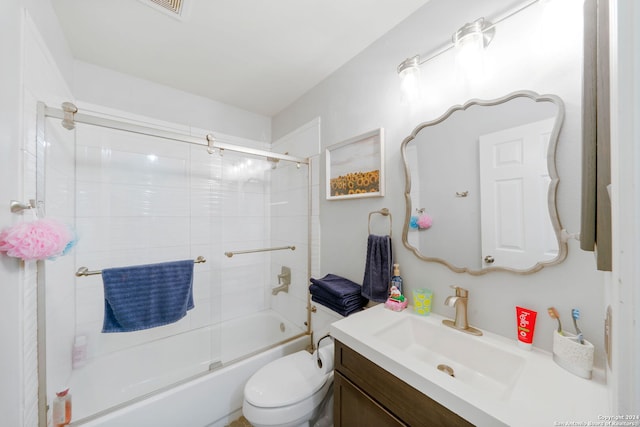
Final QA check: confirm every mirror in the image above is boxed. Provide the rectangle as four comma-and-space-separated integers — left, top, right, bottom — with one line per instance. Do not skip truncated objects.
401, 91, 567, 275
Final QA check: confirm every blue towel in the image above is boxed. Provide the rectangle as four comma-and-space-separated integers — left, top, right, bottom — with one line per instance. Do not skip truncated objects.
310, 274, 363, 298
309, 274, 367, 317
101, 260, 195, 333
361, 234, 393, 303
311, 295, 364, 317
309, 284, 367, 308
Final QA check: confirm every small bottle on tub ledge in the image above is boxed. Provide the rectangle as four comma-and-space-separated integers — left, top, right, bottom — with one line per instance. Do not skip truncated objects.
52, 388, 72, 426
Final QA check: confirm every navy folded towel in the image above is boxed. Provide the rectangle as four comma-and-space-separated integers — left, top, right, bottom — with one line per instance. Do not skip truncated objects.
309, 274, 367, 316
311, 294, 364, 317
310, 274, 362, 298
101, 259, 195, 333
361, 234, 393, 303
309, 284, 365, 308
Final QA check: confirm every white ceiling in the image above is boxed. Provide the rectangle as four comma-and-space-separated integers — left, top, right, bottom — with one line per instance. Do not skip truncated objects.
52, 0, 430, 116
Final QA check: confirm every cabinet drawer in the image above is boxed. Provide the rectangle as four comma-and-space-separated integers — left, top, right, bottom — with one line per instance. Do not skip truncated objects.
334, 340, 474, 427
334, 371, 405, 427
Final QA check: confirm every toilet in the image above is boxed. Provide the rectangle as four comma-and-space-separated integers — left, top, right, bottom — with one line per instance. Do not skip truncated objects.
242, 342, 334, 427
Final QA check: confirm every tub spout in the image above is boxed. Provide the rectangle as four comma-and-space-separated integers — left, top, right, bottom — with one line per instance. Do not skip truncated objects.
271, 284, 289, 295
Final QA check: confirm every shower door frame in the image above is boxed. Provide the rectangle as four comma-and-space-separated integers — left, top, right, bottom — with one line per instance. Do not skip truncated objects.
36, 101, 313, 426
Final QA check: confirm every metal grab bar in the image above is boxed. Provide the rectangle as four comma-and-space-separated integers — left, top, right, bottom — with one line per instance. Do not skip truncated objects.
75, 256, 207, 277
224, 245, 296, 258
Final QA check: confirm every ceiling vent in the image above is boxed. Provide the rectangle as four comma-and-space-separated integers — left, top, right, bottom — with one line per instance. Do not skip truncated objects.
139, 0, 189, 20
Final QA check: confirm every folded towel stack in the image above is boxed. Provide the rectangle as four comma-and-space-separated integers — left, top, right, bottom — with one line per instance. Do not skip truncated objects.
309, 274, 368, 316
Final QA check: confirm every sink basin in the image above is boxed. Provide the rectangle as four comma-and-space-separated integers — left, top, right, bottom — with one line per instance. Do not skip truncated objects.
373, 316, 525, 400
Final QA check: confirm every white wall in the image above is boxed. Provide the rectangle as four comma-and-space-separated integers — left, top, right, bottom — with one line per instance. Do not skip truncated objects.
0, 1, 76, 425
273, 0, 606, 361
73, 61, 271, 144
608, 0, 640, 415
0, 2, 28, 425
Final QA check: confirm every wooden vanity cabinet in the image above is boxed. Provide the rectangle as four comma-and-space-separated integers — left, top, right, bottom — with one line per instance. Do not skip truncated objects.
334, 340, 474, 427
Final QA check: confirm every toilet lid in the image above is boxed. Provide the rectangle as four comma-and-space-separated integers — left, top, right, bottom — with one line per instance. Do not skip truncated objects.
244, 350, 328, 408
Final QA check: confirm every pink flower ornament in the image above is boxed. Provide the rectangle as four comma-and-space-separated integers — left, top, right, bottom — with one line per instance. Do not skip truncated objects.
0, 218, 75, 261
417, 213, 433, 230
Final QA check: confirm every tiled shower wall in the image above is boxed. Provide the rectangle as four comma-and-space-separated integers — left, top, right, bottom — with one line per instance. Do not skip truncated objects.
71, 121, 299, 362
39, 105, 320, 423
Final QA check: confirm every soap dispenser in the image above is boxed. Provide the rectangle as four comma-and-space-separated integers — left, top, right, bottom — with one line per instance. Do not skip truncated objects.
390, 263, 403, 294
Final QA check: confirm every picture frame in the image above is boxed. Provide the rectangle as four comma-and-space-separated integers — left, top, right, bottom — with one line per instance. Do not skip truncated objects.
326, 128, 384, 200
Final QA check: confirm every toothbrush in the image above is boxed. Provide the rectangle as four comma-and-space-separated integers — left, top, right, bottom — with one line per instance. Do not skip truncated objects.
547, 307, 563, 335
572, 308, 585, 344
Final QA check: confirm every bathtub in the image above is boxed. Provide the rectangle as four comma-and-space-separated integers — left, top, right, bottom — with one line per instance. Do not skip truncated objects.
72, 310, 308, 427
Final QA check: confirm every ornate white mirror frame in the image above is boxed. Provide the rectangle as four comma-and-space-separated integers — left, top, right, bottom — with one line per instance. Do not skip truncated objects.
400, 90, 568, 275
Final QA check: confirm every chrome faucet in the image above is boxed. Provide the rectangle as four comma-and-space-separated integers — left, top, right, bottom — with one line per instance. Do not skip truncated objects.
442, 285, 482, 336
272, 266, 291, 295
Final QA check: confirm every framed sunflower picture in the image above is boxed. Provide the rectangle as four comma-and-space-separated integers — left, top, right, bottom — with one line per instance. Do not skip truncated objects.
326, 128, 384, 200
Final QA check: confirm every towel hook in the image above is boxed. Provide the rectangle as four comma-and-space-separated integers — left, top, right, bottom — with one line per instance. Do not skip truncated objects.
368, 208, 392, 237
10, 199, 36, 214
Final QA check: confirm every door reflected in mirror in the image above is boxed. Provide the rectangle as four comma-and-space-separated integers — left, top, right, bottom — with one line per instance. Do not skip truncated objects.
401, 91, 567, 275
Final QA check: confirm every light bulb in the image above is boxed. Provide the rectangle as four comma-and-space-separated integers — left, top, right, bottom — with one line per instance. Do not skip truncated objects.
397, 56, 421, 105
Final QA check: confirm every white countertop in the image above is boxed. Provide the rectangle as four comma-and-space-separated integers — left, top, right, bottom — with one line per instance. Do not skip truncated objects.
330, 304, 609, 427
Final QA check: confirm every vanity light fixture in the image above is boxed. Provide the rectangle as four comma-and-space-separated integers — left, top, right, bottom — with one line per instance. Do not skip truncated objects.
398, 56, 421, 104
397, 18, 494, 101
452, 18, 495, 49
396, 0, 541, 95
452, 18, 495, 82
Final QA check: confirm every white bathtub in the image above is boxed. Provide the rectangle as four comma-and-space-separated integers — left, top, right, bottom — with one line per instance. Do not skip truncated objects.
72, 310, 308, 426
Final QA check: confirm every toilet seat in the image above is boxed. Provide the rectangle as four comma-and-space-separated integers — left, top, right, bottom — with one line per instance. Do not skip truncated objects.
244, 350, 328, 408
242, 375, 333, 427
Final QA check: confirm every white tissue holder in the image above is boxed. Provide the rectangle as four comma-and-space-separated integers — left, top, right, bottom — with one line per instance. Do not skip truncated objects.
552, 330, 594, 379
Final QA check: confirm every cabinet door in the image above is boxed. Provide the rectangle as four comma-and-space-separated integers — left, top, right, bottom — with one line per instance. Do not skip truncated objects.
334, 371, 406, 427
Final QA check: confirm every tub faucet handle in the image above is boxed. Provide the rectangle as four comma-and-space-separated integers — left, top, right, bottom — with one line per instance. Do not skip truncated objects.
278, 266, 291, 285
272, 266, 291, 295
